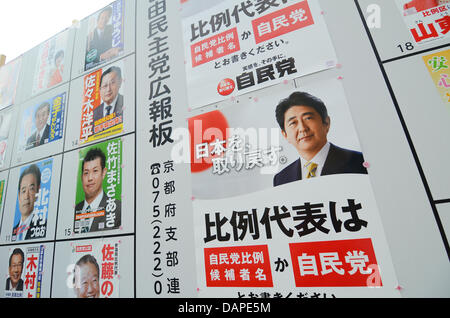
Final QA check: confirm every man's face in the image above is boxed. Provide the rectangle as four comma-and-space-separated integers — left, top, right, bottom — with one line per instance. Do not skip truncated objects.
82, 158, 106, 202
74, 262, 100, 298
282, 105, 330, 161
18, 173, 39, 219
35, 107, 49, 131
100, 71, 121, 106
8, 254, 23, 287
97, 11, 110, 30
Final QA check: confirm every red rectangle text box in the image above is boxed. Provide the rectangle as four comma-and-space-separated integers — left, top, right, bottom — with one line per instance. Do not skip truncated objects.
191, 27, 240, 68
252, 1, 315, 44
204, 245, 273, 287
289, 238, 382, 287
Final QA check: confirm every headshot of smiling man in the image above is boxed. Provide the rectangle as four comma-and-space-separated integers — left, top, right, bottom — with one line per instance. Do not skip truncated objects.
73, 254, 100, 298
26, 102, 51, 150
273, 91, 367, 187
12, 164, 41, 241
74, 147, 121, 233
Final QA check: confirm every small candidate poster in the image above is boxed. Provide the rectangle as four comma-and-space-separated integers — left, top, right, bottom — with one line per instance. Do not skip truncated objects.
182, 0, 337, 109
5, 245, 45, 298
395, 0, 450, 44
0, 57, 21, 110
85, 0, 124, 72
32, 31, 69, 95
422, 48, 450, 107
80, 61, 124, 144
69, 239, 120, 298
17, 93, 66, 152
0, 110, 12, 168
11, 159, 53, 242
73, 138, 122, 234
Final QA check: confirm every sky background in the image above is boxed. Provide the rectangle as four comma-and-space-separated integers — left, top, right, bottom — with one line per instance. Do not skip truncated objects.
0, 0, 114, 63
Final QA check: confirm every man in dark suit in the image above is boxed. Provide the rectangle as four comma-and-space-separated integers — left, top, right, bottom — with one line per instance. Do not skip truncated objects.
274, 91, 367, 187
26, 102, 50, 149
93, 66, 123, 128
6, 248, 24, 291
74, 148, 121, 233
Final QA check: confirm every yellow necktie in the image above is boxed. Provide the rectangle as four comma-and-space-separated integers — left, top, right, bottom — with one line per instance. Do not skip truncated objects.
305, 162, 318, 179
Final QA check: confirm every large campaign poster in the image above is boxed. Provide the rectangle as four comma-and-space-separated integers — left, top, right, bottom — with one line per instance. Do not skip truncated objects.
67, 239, 120, 298
17, 93, 66, 152
85, 0, 124, 72
73, 138, 122, 234
0, 109, 13, 169
188, 78, 400, 297
0, 57, 21, 110
395, 0, 450, 44
11, 159, 53, 242
182, 0, 337, 109
4, 245, 45, 298
32, 31, 69, 95
80, 60, 125, 145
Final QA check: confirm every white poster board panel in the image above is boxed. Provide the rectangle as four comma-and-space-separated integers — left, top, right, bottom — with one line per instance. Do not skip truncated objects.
0, 242, 54, 298
64, 54, 135, 152
358, 0, 450, 61
0, 155, 62, 245
71, 0, 136, 80
56, 133, 135, 240
51, 235, 134, 298
11, 83, 70, 167
384, 49, 450, 201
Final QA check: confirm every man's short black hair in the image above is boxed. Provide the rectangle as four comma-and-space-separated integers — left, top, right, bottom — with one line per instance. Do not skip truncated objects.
82, 148, 106, 171
18, 164, 41, 192
100, 66, 122, 86
275, 91, 329, 131
9, 248, 24, 267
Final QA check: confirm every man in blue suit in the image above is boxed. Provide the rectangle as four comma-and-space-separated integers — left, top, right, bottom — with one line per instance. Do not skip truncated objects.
273, 91, 367, 187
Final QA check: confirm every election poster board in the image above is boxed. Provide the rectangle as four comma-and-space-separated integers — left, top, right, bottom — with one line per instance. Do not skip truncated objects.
181, 0, 337, 109
32, 30, 70, 95
0, 57, 22, 111
188, 77, 400, 297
